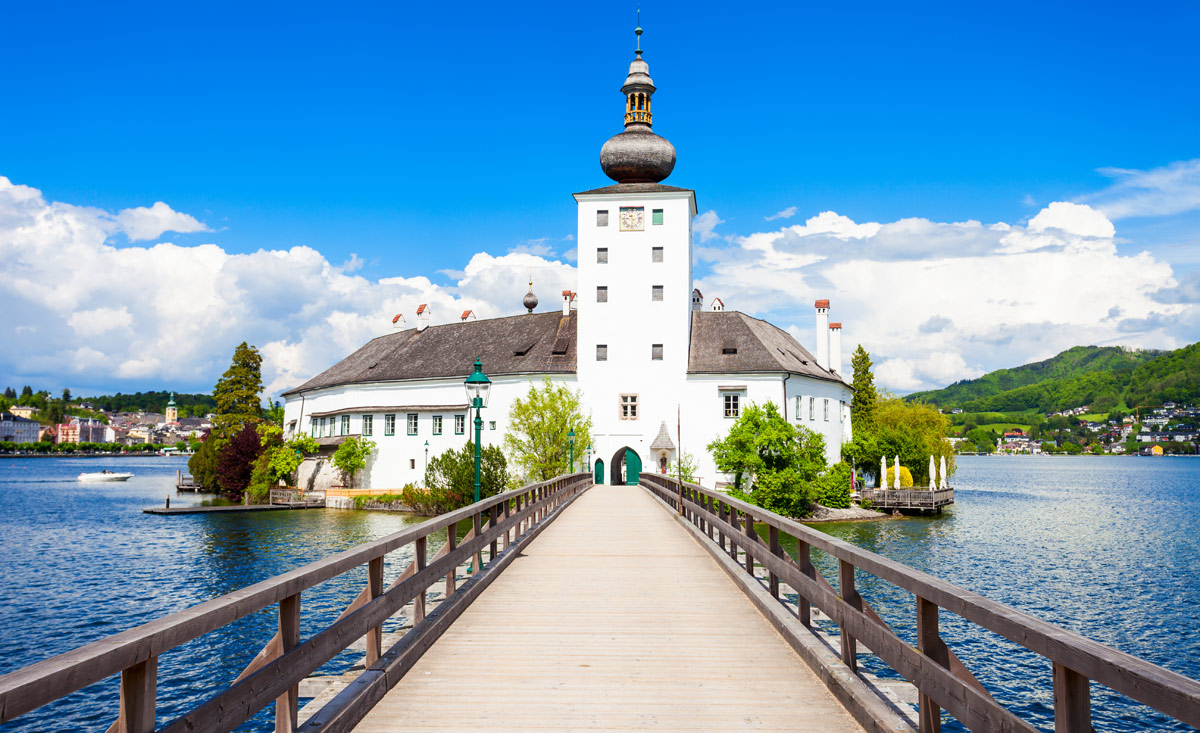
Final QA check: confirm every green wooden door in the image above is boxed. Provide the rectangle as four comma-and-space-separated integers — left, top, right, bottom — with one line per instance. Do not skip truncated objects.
625, 451, 641, 485
594, 459, 604, 485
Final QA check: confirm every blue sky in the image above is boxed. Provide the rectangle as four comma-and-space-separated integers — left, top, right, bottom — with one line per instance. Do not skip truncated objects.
2, 1, 1199, 397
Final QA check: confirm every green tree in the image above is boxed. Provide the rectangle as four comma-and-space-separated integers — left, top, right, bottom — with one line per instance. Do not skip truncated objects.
61, 388, 71, 404
667, 451, 699, 483
850, 345, 877, 431
212, 342, 264, 438
333, 436, 376, 488
422, 441, 510, 510
707, 401, 827, 517
846, 398, 955, 485
505, 377, 593, 482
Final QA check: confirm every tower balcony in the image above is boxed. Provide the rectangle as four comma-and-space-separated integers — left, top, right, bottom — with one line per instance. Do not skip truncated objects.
624, 109, 653, 125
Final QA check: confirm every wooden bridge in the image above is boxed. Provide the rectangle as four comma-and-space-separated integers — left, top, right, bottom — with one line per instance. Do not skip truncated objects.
1, 474, 1199, 732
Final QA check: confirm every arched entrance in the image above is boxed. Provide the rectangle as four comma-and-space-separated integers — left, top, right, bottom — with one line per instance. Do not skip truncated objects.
610, 447, 642, 486
594, 458, 605, 485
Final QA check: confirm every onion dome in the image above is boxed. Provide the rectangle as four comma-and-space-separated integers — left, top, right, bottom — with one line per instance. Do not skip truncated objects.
600, 21, 676, 184
523, 281, 538, 313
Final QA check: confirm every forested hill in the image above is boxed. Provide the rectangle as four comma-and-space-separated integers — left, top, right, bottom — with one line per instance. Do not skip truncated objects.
80, 391, 215, 416
906, 344, 1200, 413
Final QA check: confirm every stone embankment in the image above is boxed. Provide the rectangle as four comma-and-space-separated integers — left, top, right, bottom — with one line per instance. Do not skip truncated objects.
804, 504, 890, 522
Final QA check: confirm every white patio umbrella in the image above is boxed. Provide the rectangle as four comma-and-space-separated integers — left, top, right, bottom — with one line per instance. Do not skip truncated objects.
928, 455, 936, 489
880, 456, 887, 489
939, 455, 948, 489
893, 455, 901, 489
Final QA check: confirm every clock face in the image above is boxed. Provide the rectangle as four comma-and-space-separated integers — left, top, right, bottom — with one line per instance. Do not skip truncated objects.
619, 206, 644, 231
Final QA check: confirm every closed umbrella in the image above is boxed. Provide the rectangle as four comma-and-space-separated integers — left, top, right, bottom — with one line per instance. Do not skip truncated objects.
939, 455, 948, 489
893, 455, 901, 489
880, 456, 887, 489
928, 455, 936, 489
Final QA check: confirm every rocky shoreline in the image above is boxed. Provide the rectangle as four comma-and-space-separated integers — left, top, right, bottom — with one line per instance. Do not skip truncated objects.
803, 504, 891, 523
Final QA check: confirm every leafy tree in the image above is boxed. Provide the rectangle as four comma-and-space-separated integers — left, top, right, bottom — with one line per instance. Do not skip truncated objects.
423, 441, 510, 510
505, 377, 593, 482
216, 424, 263, 499
850, 345, 877, 430
814, 462, 854, 508
707, 401, 827, 517
667, 452, 699, 483
212, 342, 264, 438
266, 400, 284, 425
333, 436, 376, 488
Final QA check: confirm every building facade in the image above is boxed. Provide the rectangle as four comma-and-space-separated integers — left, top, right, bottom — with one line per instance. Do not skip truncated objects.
1, 413, 40, 443
282, 33, 853, 490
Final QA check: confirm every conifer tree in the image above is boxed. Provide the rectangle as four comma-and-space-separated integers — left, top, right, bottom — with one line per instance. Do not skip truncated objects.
850, 345, 877, 430
212, 342, 264, 437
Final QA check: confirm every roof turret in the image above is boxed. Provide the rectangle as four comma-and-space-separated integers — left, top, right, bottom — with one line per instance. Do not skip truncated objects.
599, 16, 676, 184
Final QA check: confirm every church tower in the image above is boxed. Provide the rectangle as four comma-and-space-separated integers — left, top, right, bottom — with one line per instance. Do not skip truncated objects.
165, 393, 178, 423
574, 20, 697, 481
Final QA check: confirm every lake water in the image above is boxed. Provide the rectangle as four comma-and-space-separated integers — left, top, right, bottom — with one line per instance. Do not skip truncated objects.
1, 455, 1197, 731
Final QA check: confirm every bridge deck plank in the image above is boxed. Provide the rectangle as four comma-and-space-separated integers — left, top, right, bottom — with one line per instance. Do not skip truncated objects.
352, 483, 861, 731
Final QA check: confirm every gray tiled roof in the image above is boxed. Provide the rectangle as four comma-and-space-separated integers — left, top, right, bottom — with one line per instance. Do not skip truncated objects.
282, 312, 577, 396
688, 311, 846, 384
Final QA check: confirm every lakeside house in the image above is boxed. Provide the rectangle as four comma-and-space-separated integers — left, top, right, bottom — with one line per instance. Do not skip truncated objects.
0, 413, 40, 443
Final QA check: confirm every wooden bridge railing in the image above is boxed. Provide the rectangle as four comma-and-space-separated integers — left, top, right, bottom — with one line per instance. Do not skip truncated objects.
640, 473, 1200, 733
0, 472, 592, 732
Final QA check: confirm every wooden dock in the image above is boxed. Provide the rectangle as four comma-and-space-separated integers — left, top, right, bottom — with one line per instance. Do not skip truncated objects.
143, 503, 320, 515
352, 483, 862, 732
858, 487, 954, 513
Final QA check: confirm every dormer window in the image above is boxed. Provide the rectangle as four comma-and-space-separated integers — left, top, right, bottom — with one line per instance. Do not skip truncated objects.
722, 347, 738, 355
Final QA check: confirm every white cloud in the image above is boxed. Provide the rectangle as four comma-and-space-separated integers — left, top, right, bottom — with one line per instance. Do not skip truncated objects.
0, 177, 576, 397
115, 200, 209, 241
765, 206, 797, 221
696, 202, 1195, 393
1084, 159, 1200, 220
508, 237, 555, 256
693, 210, 724, 242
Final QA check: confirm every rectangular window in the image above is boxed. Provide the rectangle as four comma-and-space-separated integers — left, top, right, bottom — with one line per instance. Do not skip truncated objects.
824, 399, 830, 422
341, 415, 350, 435
597, 286, 608, 303
723, 393, 740, 418
620, 394, 638, 420
596, 344, 608, 361
597, 247, 608, 264
407, 413, 418, 435
311, 419, 318, 438
651, 344, 663, 361
651, 246, 663, 262
455, 414, 465, 434
410, 459, 416, 469
651, 285, 663, 301
324, 418, 332, 437
362, 415, 373, 436
795, 397, 801, 421
432, 415, 443, 435
652, 208, 663, 225
597, 209, 609, 227
489, 420, 497, 431
385, 414, 396, 436
808, 398, 815, 421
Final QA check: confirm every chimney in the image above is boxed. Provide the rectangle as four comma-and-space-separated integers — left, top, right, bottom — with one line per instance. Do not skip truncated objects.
391, 314, 406, 330
691, 288, 703, 312
416, 303, 430, 331
562, 289, 573, 315
710, 297, 724, 312
814, 299, 830, 369
460, 310, 476, 322
829, 322, 843, 374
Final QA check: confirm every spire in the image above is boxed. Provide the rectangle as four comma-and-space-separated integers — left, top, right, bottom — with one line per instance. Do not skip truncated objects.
599, 15, 676, 183
635, 7, 643, 57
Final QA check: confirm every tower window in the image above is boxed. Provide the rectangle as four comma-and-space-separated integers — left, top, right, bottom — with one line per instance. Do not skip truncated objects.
597, 286, 608, 303
651, 344, 663, 360
597, 344, 608, 361
651, 246, 663, 262
652, 209, 663, 226
651, 285, 663, 301
597, 247, 608, 264
597, 210, 609, 227
619, 394, 639, 420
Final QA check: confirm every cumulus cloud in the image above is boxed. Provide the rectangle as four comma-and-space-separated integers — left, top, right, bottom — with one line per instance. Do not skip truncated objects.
1085, 159, 1200, 219
693, 210, 724, 242
765, 206, 797, 221
115, 200, 209, 241
0, 177, 575, 396
508, 237, 555, 256
696, 201, 1196, 392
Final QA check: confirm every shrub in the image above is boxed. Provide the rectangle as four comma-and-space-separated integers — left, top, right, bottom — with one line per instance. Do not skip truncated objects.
884, 465, 914, 488
815, 462, 853, 508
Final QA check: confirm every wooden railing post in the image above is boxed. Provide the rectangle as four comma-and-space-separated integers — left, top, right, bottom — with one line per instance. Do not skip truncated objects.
706, 495, 715, 540
274, 593, 300, 732
414, 536, 427, 623
917, 596, 949, 733
768, 525, 781, 599
489, 502, 499, 561
503, 497, 511, 548
1053, 663, 1091, 733
117, 656, 157, 733
472, 511, 483, 572
796, 539, 813, 627
838, 560, 859, 672
716, 499, 727, 552
743, 510, 755, 575
365, 556, 384, 667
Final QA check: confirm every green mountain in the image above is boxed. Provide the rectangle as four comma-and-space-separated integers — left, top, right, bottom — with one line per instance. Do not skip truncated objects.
905, 344, 1200, 413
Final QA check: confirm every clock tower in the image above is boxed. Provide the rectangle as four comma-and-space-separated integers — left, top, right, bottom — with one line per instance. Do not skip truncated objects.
574, 22, 697, 482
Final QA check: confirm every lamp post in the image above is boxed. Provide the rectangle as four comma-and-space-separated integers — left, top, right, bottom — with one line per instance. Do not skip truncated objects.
568, 427, 575, 473
463, 359, 491, 504
586, 443, 592, 472
424, 440, 429, 472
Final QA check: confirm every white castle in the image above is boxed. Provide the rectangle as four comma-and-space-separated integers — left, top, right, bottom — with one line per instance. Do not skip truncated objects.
281, 29, 852, 489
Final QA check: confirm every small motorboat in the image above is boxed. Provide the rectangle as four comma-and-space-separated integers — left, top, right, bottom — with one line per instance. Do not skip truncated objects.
78, 470, 134, 482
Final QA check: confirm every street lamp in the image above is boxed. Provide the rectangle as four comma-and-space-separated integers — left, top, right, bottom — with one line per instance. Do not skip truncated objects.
463, 359, 492, 503
586, 443, 592, 471
424, 440, 429, 472
568, 427, 575, 473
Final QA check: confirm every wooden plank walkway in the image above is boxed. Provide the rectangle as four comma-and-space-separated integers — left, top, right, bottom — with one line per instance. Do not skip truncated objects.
352, 483, 862, 732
